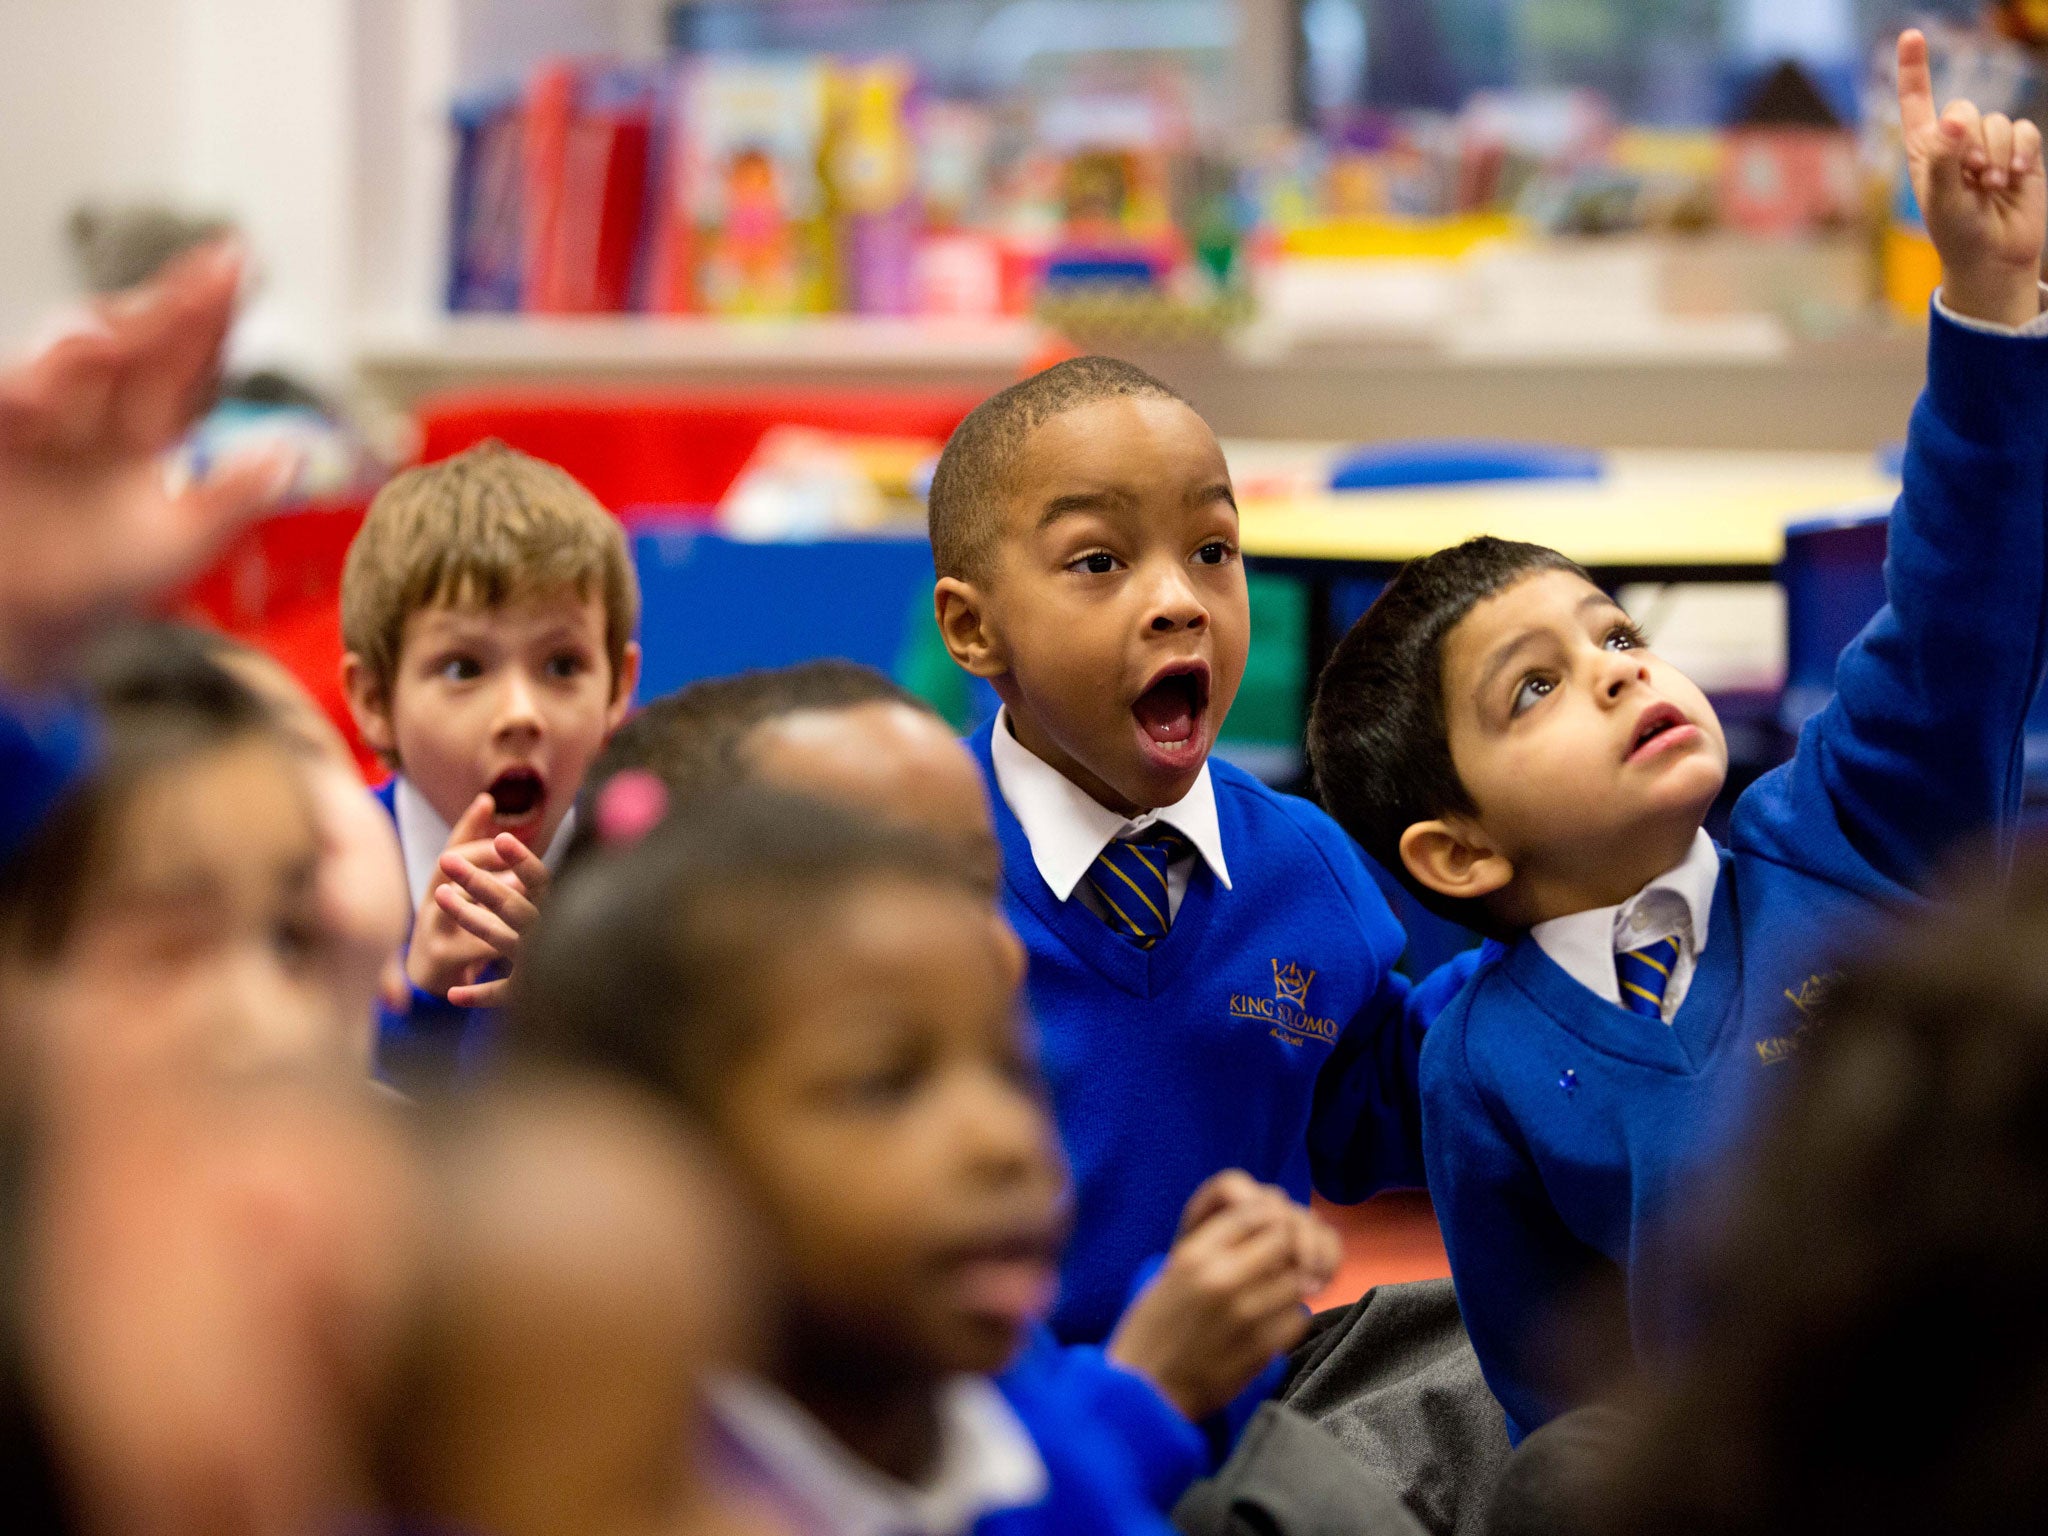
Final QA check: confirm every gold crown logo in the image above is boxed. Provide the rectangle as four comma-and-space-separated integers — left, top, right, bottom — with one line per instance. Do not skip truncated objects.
1272, 960, 1315, 1008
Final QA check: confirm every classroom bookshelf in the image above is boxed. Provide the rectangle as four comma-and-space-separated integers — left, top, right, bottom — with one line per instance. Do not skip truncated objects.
343, 0, 1929, 449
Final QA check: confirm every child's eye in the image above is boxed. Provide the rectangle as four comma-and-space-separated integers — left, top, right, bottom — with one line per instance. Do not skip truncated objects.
1511, 675, 1556, 717
837, 1060, 925, 1109
438, 655, 483, 683
1192, 541, 1235, 567
544, 652, 589, 681
1067, 551, 1121, 576
1605, 623, 1646, 652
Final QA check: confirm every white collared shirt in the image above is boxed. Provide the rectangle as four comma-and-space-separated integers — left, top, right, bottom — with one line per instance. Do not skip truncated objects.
987, 706, 1232, 921
393, 776, 578, 914
1530, 830, 1720, 1023
711, 1374, 1048, 1536
1935, 283, 2048, 338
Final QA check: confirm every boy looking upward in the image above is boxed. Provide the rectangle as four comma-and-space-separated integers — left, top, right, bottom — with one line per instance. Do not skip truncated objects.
1307, 33, 2048, 1442
929, 358, 1437, 1345
341, 442, 640, 1077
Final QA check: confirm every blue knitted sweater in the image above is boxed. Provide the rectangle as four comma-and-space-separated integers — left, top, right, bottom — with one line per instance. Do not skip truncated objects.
970, 726, 1432, 1344
1421, 307, 2048, 1442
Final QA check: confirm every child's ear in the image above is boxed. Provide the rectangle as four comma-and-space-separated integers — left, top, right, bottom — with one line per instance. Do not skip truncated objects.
340, 652, 398, 762
607, 641, 643, 726
934, 578, 1006, 679
1399, 818, 1514, 905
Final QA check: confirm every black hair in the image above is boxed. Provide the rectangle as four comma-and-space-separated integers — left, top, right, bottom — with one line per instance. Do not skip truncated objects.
926, 355, 1184, 582
0, 623, 279, 960
509, 789, 979, 1118
564, 661, 935, 870
1307, 537, 1589, 931
1594, 845, 2048, 1536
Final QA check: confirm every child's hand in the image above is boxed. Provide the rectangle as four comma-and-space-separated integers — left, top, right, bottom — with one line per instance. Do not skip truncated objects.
435, 832, 551, 1008
0, 239, 295, 691
1106, 1171, 1342, 1422
405, 795, 528, 1002
1898, 28, 2048, 330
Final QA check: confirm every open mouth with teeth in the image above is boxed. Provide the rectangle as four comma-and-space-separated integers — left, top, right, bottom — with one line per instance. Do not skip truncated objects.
486, 766, 547, 825
1131, 665, 1212, 765
1626, 703, 1694, 763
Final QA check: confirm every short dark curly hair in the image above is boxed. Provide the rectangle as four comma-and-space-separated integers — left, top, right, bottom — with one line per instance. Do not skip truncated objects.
1307, 536, 1588, 930
926, 356, 1184, 582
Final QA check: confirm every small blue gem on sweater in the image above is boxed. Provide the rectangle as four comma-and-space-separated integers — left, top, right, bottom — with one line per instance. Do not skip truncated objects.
1558, 1069, 1579, 1096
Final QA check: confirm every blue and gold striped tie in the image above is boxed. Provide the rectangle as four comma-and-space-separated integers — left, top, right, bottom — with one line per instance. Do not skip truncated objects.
1616, 936, 1681, 1020
1087, 830, 1188, 949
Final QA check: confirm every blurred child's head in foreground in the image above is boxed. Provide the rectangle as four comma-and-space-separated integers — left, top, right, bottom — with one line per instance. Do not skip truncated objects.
378, 1072, 765, 1536
575, 659, 1000, 897
512, 792, 1066, 1386
0, 625, 360, 1085
929, 357, 1247, 817
1596, 846, 2048, 1536
1310, 537, 1728, 935
341, 441, 641, 854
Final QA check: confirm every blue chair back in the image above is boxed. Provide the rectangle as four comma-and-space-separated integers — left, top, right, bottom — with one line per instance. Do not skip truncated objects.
631, 526, 939, 699
1777, 504, 1891, 734
1780, 503, 2048, 799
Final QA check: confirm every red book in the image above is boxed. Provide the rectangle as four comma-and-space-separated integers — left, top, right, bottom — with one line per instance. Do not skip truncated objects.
520, 62, 577, 310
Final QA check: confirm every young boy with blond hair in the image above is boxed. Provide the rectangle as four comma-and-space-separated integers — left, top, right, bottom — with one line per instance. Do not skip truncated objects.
341, 440, 640, 1077
1308, 34, 2048, 1442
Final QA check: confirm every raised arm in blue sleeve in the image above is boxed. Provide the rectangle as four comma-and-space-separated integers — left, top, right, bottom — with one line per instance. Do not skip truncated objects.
1741, 306, 2048, 889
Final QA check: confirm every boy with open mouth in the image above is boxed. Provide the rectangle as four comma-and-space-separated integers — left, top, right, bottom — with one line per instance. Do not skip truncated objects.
342, 441, 640, 1087
928, 357, 1454, 1361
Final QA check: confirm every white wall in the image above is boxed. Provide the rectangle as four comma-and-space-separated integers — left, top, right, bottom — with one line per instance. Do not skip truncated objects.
0, 0, 354, 382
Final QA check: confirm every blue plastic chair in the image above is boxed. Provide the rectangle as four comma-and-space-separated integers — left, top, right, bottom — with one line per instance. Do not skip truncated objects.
630, 525, 939, 700
1778, 504, 1893, 737
1329, 439, 1602, 493
1779, 502, 2048, 799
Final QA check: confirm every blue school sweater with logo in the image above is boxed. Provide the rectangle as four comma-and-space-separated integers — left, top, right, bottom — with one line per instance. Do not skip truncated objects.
1422, 308, 2048, 1444
969, 725, 1428, 1345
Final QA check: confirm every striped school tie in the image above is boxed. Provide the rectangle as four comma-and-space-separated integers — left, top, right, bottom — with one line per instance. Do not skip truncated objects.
1086, 830, 1189, 949
1616, 936, 1681, 1020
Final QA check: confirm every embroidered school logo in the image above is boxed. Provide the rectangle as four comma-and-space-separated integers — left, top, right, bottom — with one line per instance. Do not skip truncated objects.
1273, 960, 1315, 1008
1756, 972, 1843, 1065
1230, 960, 1338, 1048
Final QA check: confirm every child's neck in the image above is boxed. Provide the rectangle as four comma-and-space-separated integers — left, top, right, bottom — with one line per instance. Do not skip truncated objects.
1505, 820, 1704, 931
1001, 705, 1163, 821
774, 1339, 946, 1487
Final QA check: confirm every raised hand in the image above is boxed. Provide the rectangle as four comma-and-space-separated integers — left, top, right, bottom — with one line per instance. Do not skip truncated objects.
0, 238, 295, 689
436, 831, 552, 1008
405, 794, 526, 1000
1898, 27, 2048, 329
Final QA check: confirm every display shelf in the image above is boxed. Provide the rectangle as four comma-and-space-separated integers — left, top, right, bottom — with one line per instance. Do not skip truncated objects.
351, 311, 1929, 451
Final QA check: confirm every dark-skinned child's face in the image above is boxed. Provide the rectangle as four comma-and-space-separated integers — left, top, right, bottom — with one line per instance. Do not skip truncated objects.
712, 875, 1067, 1381
943, 396, 1249, 817
1407, 569, 1730, 927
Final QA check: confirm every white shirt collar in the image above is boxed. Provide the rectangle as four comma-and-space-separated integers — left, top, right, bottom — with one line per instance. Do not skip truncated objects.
987, 707, 1231, 901
393, 776, 577, 914
1529, 830, 1720, 1009
710, 1374, 1047, 1536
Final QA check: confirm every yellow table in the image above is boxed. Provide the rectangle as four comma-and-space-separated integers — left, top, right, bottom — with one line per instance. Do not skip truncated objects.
1232, 448, 1901, 677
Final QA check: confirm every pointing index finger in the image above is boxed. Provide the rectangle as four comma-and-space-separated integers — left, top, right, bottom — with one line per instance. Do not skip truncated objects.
1898, 29, 1937, 141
